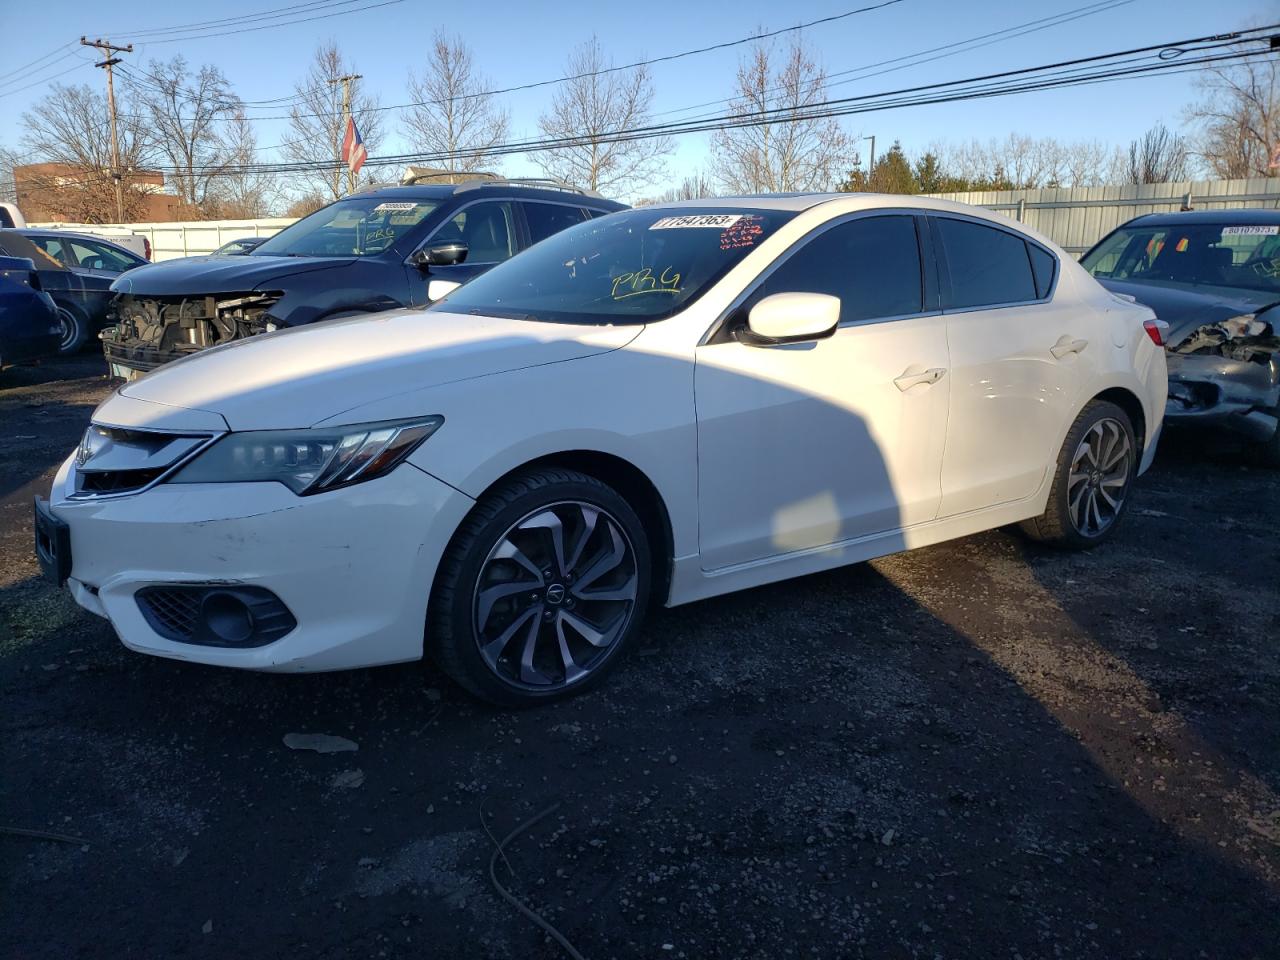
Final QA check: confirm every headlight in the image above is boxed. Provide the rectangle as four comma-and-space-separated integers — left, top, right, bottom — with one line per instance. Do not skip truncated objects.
169, 417, 443, 495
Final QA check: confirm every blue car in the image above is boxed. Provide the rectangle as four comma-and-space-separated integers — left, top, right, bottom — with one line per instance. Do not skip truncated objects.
103, 177, 625, 377
0, 255, 62, 371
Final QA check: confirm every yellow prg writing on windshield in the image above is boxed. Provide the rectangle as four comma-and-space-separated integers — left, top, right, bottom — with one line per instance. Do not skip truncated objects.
611, 266, 682, 300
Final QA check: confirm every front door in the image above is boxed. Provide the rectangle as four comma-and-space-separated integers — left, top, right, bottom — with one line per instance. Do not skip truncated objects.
408, 200, 519, 305
694, 214, 950, 571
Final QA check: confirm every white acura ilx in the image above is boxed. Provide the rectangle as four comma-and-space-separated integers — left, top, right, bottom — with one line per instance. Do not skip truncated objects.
35, 195, 1167, 705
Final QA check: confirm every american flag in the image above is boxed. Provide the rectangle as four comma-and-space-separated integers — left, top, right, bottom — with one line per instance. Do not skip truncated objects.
341, 115, 368, 176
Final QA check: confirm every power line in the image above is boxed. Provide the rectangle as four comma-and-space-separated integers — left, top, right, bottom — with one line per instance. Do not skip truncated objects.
129, 0, 406, 44
86, 29, 1277, 180
95, 0, 372, 40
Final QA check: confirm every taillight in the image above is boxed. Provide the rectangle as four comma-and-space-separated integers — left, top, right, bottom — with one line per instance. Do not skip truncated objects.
144, 238, 152, 261
1143, 318, 1168, 346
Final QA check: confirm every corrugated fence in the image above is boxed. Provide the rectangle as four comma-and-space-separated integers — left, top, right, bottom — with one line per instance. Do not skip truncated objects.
925, 177, 1280, 254
29, 217, 296, 261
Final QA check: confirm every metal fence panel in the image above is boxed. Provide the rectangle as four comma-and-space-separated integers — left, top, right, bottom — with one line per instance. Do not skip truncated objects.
926, 177, 1280, 254
28, 218, 297, 261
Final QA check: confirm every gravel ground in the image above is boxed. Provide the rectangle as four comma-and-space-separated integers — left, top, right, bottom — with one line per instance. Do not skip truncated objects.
2, 355, 1278, 959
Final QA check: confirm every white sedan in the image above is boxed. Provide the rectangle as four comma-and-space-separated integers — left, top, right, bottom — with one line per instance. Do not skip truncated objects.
35, 195, 1167, 706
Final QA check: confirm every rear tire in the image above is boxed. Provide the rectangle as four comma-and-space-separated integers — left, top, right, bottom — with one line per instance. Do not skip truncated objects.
55, 303, 89, 354
1020, 400, 1136, 549
428, 467, 651, 707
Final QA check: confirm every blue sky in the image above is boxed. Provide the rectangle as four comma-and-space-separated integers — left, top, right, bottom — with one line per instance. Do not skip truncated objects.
1, 0, 1273, 198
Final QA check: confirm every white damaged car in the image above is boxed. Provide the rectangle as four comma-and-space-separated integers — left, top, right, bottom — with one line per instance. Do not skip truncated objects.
35, 195, 1167, 706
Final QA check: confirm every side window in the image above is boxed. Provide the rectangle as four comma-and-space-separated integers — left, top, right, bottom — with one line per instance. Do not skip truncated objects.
522, 202, 588, 245
35, 237, 71, 266
433, 201, 517, 264
71, 240, 135, 272
753, 215, 923, 324
936, 218, 1037, 309
1028, 244, 1057, 299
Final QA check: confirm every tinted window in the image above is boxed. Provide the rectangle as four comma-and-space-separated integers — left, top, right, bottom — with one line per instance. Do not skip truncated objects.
937, 218, 1037, 308
1080, 222, 1280, 297
1028, 244, 1056, 299
32, 237, 71, 266
71, 239, 139, 272
431, 201, 517, 263
753, 215, 923, 323
523, 202, 588, 245
0, 208, 13, 228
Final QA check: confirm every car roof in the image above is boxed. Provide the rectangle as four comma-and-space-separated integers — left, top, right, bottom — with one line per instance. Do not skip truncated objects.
17, 228, 138, 250
1124, 208, 1280, 227
350, 182, 627, 209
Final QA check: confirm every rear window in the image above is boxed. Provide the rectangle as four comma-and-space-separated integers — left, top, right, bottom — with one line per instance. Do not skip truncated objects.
0, 208, 14, 228
523, 202, 589, 245
937, 218, 1038, 309
1028, 244, 1057, 299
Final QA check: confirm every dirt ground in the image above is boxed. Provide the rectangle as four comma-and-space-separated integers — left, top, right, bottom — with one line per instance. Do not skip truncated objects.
2, 355, 1278, 959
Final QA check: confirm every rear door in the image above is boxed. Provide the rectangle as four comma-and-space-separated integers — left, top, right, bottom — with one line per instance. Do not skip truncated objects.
931, 215, 1093, 516
519, 201, 590, 250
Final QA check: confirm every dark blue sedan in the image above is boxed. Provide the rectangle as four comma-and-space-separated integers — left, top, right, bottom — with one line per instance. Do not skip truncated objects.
0, 255, 61, 371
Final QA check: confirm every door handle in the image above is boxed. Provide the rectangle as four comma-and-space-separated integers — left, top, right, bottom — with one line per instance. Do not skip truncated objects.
894, 367, 947, 391
1050, 335, 1088, 359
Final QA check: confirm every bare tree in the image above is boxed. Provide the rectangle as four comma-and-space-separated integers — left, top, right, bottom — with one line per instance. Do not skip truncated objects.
212, 111, 279, 218
535, 36, 672, 196
0, 145, 21, 203
1186, 50, 1278, 179
711, 38, 850, 194
20, 82, 156, 222
404, 32, 509, 180
1124, 124, 1190, 184
283, 43, 383, 200
134, 56, 240, 211
634, 172, 716, 206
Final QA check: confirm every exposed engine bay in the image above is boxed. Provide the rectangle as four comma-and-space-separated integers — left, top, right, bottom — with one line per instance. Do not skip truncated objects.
1165, 309, 1280, 443
102, 292, 280, 378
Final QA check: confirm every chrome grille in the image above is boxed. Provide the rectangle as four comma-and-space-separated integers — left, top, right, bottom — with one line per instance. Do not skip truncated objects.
70, 424, 220, 499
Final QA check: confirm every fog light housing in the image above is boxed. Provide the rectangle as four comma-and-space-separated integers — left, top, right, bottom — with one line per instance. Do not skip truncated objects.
136, 585, 296, 647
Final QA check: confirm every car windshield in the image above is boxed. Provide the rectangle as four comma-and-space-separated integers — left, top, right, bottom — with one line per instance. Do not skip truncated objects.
1081, 222, 1280, 298
432, 207, 797, 324
253, 196, 441, 258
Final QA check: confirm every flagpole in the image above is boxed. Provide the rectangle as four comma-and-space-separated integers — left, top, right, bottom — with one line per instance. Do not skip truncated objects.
330, 73, 362, 195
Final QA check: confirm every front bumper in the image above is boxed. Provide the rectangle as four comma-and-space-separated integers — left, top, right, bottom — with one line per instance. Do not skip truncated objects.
43, 455, 474, 671
1165, 353, 1280, 441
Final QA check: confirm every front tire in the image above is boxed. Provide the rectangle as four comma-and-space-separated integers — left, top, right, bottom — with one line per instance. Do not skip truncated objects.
428, 468, 651, 707
55, 303, 89, 354
1021, 400, 1136, 549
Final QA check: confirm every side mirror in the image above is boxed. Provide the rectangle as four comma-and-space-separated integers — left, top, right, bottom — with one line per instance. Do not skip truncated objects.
741, 292, 840, 345
427, 279, 461, 301
412, 242, 469, 270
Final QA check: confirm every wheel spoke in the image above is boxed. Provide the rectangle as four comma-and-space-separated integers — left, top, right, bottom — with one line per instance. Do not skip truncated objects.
554, 613, 588, 684
477, 581, 537, 630
1102, 432, 1130, 470
573, 578, 638, 603
1088, 490, 1104, 531
480, 605, 540, 666
564, 505, 599, 574
560, 608, 625, 648
518, 609, 551, 686
520, 510, 567, 577
493, 539, 546, 584
1097, 484, 1119, 510
575, 520, 626, 591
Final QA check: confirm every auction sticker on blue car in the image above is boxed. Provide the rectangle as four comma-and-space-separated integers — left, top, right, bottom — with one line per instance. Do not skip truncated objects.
1222, 225, 1280, 236
650, 214, 744, 229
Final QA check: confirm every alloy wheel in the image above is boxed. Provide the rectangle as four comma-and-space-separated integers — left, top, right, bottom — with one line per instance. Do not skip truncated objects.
1067, 417, 1132, 537
472, 500, 639, 690
56, 308, 79, 352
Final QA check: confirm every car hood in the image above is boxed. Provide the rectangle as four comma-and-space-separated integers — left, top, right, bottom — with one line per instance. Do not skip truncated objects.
110, 308, 643, 431
1098, 278, 1278, 345
109, 254, 356, 296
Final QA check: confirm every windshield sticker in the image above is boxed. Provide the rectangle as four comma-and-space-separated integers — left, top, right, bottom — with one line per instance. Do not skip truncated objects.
611, 266, 683, 299
1222, 225, 1279, 236
650, 214, 743, 230
720, 214, 765, 251
373, 202, 418, 212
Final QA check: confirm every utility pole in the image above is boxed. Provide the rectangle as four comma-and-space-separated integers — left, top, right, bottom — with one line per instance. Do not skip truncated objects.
81, 37, 132, 222
863, 135, 877, 179
328, 73, 362, 195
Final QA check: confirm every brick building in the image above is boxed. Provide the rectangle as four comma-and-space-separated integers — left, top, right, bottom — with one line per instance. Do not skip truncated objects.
14, 162, 180, 223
